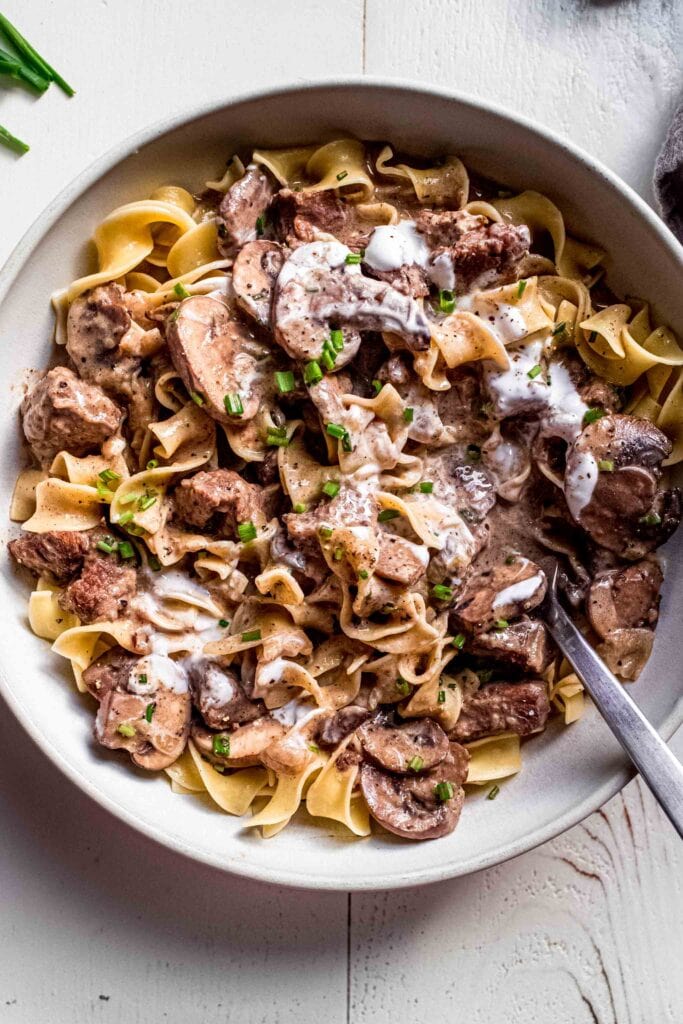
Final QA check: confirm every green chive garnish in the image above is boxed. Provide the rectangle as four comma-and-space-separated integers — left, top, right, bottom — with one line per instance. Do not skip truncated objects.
527, 364, 542, 379
345, 253, 362, 265
145, 702, 156, 723
117, 723, 136, 738
0, 124, 29, 154
431, 584, 453, 601
146, 459, 159, 470
118, 541, 135, 559
98, 468, 120, 484
333, 546, 344, 561
517, 280, 527, 298
212, 734, 231, 757
190, 392, 204, 406
173, 282, 190, 299
303, 360, 323, 386
552, 321, 566, 336
434, 781, 454, 802
119, 492, 139, 505
96, 540, 115, 555
319, 526, 333, 539
639, 512, 662, 526
255, 215, 265, 236
377, 509, 399, 522
403, 407, 414, 423
372, 379, 382, 395
487, 785, 500, 800
321, 348, 336, 372
419, 481, 434, 494
439, 290, 456, 315
598, 459, 614, 472
408, 756, 424, 772
466, 444, 481, 462
494, 619, 509, 630
452, 633, 466, 650
266, 429, 290, 447
293, 503, 307, 514
219, 619, 229, 628
583, 407, 606, 426
137, 494, 156, 512
241, 629, 261, 643
224, 392, 244, 417
237, 521, 257, 543
396, 678, 410, 696
117, 512, 134, 527
336, 170, 348, 181
0, 14, 74, 96
330, 329, 344, 351
275, 370, 295, 394
326, 423, 346, 440
322, 480, 340, 498
358, 569, 369, 580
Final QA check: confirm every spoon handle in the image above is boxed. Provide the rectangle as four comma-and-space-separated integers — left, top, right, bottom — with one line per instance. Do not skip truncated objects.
544, 595, 683, 839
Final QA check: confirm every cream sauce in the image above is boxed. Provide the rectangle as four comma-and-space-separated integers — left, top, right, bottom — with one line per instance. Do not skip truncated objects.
492, 572, 545, 611
128, 653, 189, 695
564, 449, 599, 518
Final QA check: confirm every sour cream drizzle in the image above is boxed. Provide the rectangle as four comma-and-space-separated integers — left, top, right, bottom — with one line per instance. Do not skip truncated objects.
492, 572, 545, 611
363, 220, 456, 291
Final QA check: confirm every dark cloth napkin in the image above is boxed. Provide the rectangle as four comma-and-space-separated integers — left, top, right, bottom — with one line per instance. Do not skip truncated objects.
654, 100, 683, 243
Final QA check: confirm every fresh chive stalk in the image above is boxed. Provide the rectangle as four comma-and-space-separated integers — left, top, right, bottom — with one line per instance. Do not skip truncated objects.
0, 124, 28, 154
0, 13, 75, 96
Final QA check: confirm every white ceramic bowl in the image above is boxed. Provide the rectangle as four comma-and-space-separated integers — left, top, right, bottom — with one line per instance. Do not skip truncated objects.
1, 80, 681, 891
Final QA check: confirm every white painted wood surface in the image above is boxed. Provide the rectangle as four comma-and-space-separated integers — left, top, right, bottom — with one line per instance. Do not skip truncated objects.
1, 2, 682, 1021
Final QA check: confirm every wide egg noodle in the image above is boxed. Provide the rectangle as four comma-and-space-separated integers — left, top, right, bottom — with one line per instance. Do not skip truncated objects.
305, 735, 371, 837
187, 740, 270, 815
375, 145, 469, 207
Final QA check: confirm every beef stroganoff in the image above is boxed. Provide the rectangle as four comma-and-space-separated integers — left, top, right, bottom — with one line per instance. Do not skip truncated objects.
9, 138, 683, 841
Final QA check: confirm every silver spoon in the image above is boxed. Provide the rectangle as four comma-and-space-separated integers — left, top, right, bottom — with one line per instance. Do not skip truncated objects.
541, 564, 683, 838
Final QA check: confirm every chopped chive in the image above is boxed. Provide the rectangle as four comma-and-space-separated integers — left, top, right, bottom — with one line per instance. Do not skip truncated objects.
190, 391, 204, 406
237, 521, 257, 543
275, 370, 295, 394
117, 723, 136, 738
452, 633, 466, 650
117, 512, 134, 526
0, 48, 49, 93
336, 170, 348, 181
517, 279, 527, 298
466, 444, 481, 462
293, 502, 307, 514
307, 743, 320, 753
137, 494, 156, 512
434, 781, 454, 803
395, 678, 410, 696
255, 215, 265, 236
552, 321, 566, 337
146, 459, 159, 470
403, 407, 414, 423
212, 734, 231, 757
98, 468, 121, 484
325, 422, 346, 440
330, 329, 344, 351
219, 619, 230, 628
241, 629, 261, 643
303, 360, 323, 386
377, 508, 400, 522
0, 124, 29, 155
333, 546, 344, 561
0, 14, 75, 96
527, 364, 542, 380
358, 569, 369, 580
266, 430, 290, 448
439, 289, 456, 315
143, 702, 156, 723
96, 540, 115, 555
345, 253, 362, 265
372, 379, 382, 395
438, 689, 446, 704
96, 480, 112, 500
319, 526, 334, 539
419, 481, 434, 494
639, 512, 662, 526
118, 541, 135, 559
408, 755, 424, 772
341, 433, 353, 453
598, 459, 614, 473
173, 282, 190, 299
119, 492, 139, 505
487, 784, 500, 800
322, 480, 341, 498
138, 673, 148, 686
321, 348, 336, 372
494, 619, 509, 630
224, 392, 244, 417
583, 407, 606, 426
431, 584, 453, 601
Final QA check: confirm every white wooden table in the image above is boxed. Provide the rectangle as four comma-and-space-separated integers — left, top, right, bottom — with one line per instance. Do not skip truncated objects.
1, 2, 682, 1021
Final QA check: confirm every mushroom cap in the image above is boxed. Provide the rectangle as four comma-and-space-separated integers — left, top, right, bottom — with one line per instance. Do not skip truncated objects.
95, 687, 191, 771
358, 714, 449, 774
232, 240, 285, 327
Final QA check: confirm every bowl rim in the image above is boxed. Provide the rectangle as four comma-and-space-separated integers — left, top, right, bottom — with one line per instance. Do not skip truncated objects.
1, 75, 681, 891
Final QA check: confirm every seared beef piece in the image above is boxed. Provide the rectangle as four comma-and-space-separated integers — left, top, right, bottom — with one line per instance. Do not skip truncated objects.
467, 617, 555, 675
358, 714, 450, 773
253, 448, 280, 487
363, 264, 429, 299
21, 366, 122, 465
174, 468, 273, 537
269, 528, 328, 588
317, 705, 370, 748
421, 445, 496, 523
449, 680, 550, 742
66, 284, 141, 393
346, 333, 387, 398
587, 559, 663, 640
452, 558, 547, 633
191, 717, 286, 768
60, 552, 136, 623
375, 533, 427, 587
272, 188, 372, 249
414, 209, 530, 292
359, 744, 469, 841
95, 685, 191, 771
187, 659, 263, 730
565, 414, 681, 559
284, 484, 374, 545
166, 295, 263, 424
217, 166, 276, 255
82, 646, 138, 701
9, 529, 89, 583
232, 240, 285, 328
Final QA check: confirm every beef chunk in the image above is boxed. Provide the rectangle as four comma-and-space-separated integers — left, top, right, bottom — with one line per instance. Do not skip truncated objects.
60, 553, 136, 623
415, 209, 530, 292
66, 284, 141, 394
9, 529, 89, 583
174, 469, 274, 536
450, 680, 550, 742
468, 617, 555, 675
217, 166, 276, 254
587, 559, 663, 640
452, 558, 547, 633
187, 658, 263, 730
21, 366, 122, 465
272, 188, 372, 249
318, 705, 370, 748
284, 484, 374, 545
81, 646, 138, 701
375, 533, 428, 587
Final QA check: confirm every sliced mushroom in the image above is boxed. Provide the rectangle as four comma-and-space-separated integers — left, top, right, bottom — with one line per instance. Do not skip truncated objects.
317, 705, 370, 748
94, 686, 191, 771
449, 680, 550, 742
375, 533, 429, 587
452, 558, 547, 633
187, 658, 264, 730
596, 628, 654, 680
82, 646, 138, 702
273, 240, 431, 364
360, 750, 467, 841
565, 414, 681, 558
232, 240, 285, 327
191, 717, 286, 768
358, 714, 449, 773
217, 166, 276, 255
166, 295, 266, 423
66, 284, 141, 394
587, 559, 663, 640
